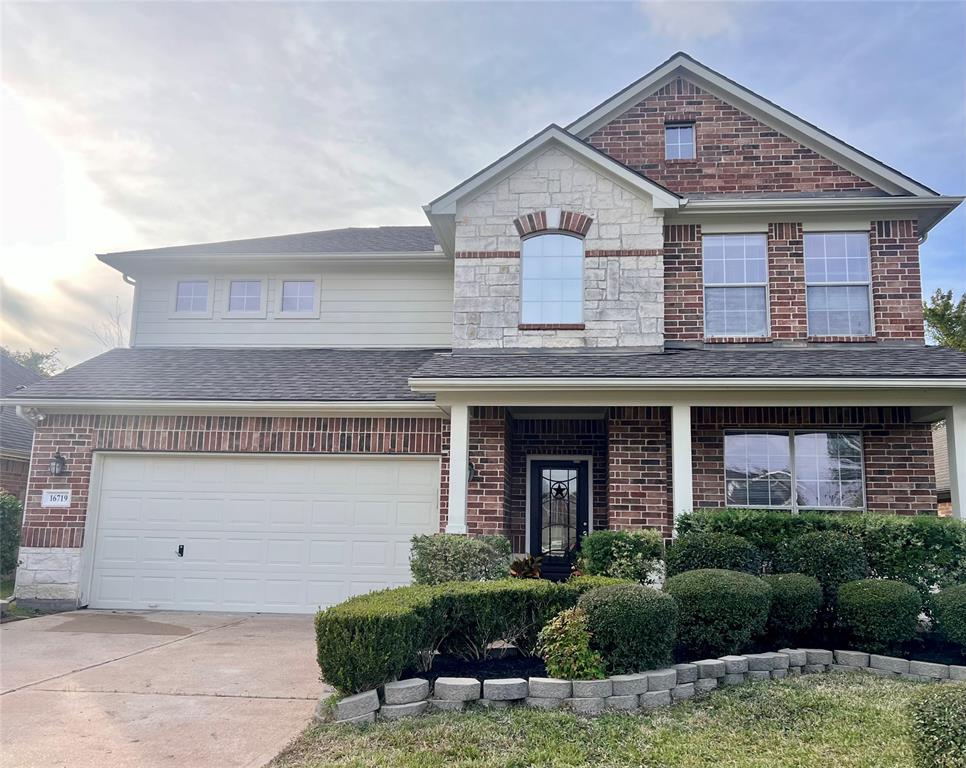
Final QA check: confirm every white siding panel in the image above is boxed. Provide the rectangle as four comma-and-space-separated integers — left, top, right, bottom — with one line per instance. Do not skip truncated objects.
132, 260, 454, 348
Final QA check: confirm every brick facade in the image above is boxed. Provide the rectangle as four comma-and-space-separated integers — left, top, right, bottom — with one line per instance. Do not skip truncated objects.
662, 224, 704, 342
0, 456, 30, 502
870, 220, 925, 341
768, 222, 809, 340
587, 77, 879, 196
22, 413, 447, 549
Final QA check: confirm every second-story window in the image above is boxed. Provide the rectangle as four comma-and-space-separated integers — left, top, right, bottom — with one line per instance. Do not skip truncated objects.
175, 280, 209, 313
279, 279, 318, 316
228, 280, 263, 313
703, 233, 768, 338
520, 233, 583, 324
804, 232, 872, 337
665, 124, 695, 160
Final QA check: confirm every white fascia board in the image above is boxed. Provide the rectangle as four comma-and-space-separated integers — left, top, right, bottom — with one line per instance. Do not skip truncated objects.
98, 251, 448, 274
426, 125, 681, 216
8, 399, 443, 418
567, 55, 938, 197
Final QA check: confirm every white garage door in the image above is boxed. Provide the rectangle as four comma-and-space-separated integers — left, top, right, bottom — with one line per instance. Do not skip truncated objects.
87, 453, 440, 613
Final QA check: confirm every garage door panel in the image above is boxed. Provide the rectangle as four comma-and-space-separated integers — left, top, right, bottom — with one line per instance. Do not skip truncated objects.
89, 455, 439, 613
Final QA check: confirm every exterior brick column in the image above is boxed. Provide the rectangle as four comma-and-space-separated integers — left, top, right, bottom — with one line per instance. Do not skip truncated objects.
607, 407, 672, 538
870, 220, 925, 341
465, 407, 510, 539
768, 222, 808, 339
663, 224, 703, 342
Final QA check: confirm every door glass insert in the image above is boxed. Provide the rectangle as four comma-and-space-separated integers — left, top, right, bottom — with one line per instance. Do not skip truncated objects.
540, 467, 579, 557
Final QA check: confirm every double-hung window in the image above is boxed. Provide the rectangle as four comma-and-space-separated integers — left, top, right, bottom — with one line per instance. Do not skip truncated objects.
725, 431, 864, 512
703, 234, 768, 338
520, 233, 583, 325
804, 232, 873, 336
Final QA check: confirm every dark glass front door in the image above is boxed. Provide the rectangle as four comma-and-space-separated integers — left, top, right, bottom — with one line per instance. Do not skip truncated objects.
529, 459, 589, 581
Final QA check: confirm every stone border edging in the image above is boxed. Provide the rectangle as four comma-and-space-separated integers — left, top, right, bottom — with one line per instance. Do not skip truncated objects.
316, 649, 966, 725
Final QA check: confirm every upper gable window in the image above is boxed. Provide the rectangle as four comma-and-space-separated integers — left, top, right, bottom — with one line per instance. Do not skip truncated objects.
665, 124, 695, 160
175, 281, 209, 313
277, 278, 320, 317
227, 279, 264, 314
703, 234, 768, 338
520, 233, 583, 325
804, 233, 872, 337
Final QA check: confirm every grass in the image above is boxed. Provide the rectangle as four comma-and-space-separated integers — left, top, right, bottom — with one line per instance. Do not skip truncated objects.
270, 674, 928, 768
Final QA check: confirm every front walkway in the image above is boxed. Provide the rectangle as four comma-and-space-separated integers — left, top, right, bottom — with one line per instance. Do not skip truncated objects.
0, 611, 324, 768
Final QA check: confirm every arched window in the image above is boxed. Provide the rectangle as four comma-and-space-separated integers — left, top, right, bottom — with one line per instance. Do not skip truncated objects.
520, 233, 584, 324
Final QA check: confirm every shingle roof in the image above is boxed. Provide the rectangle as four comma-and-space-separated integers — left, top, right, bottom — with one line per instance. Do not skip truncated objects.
99, 226, 438, 260
1, 353, 42, 455
7, 348, 440, 403
412, 345, 966, 380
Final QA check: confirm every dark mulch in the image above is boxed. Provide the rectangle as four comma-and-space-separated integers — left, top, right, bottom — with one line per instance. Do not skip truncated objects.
401, 652, 547, 684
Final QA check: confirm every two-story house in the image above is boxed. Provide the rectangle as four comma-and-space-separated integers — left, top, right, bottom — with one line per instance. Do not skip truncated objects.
9, 52, 966, 611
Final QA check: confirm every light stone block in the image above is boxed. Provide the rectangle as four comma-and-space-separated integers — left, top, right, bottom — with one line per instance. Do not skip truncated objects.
646, 669, 677, 691
834, 650, 870, 668
864, 667, 898, 678
909, 661, 949, 679
722, 673, 746, 686
527, 678, 571, 698
483, 678, 528, 701
379, 701, 428, 720
639, 690, 672, 710
720, 655, 749, 674
610, 674, 649, 696
869, 655, 909, 674
949, 665, 966, 681
695, 659, 726, 679
606, 694, 640, 711
695, 678, 718, 694
745, 654, 774, 672
572, 679, 612, 698
770, 669, 788, 680
335, 690, 380, 721
434, 677, 481, 701
673, 663, 699, 684
383, 679, 429, 705
747, 671, 771, 682
803, 649, 834, 665
429, 699, 466, 712
671, 683, 695, 700
339, 712, 375, 726
778, 649, 807, 667
802, 664, 825, 675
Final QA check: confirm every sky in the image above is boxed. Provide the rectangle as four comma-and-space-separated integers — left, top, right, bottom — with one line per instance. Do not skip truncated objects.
1, 0, 964, 368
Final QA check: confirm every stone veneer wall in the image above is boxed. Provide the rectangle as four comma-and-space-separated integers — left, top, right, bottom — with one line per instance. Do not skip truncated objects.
16, 413, 447, 606
453, 147, 664, 349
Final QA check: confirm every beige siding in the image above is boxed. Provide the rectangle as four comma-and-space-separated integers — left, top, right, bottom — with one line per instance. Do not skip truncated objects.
132, 260, 454, 348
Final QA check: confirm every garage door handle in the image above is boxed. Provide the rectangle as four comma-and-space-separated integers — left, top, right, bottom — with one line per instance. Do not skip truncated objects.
177, 544, 184, 557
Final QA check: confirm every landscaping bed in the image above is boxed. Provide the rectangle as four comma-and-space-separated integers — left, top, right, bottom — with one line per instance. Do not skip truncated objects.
270, 674, 928, 768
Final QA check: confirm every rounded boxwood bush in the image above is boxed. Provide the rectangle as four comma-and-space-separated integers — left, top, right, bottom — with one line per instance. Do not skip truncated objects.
908, 683, 966, 768
932, 583, 966, 653
663, 569, 771, 658
837, 578, 921, 654
579, 529, 664, 583
665, 531, 763, 577
762, 572, 823, 645
576, 583, 678, 674
774, 530, 868, 607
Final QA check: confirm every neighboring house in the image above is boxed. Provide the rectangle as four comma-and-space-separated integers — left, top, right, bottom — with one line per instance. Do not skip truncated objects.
0, 353, 42, 501
6, 52, 966, 611
934, 422, 951, 516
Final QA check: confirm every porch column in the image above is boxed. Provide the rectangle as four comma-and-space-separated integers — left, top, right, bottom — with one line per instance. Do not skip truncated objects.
447, 403, 469, 534
671, 404, 694, 527
947, 405, 966, 520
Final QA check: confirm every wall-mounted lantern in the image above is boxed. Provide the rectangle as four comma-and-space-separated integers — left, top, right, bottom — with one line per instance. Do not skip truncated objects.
49, 451, 68, 476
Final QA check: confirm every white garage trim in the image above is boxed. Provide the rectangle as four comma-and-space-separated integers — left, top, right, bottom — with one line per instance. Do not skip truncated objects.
81, 451, 441, 612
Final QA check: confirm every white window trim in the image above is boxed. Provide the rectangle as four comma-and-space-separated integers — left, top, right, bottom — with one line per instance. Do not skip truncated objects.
223, 275, 267, 319
169, 277, 214, 319
723, 429, 867, 514
519, 232, 585, 326
701, 233, 771, 339
275, 275, 322, 319
804, 231, 875, 338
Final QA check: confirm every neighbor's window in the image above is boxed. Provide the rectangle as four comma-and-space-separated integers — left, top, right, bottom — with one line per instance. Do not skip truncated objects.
804, 232, 872, 336
175, 281, 209, 313
665, 124, 695, 160
520, 233, 583, 324
227, 280, 263, 313
280, 280, 316, 313
725, 431, 864, 512
703, 234, 768, 337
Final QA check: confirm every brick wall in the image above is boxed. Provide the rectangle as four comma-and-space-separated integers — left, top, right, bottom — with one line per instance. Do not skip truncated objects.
692, 407, 936, 514
768, 222, 808, 340
870, 220, 925, 341
23, 413, 446, 549
0, 456, 30, 502
663, 224, 704, 342
465, 407, 511, 540
587, 77, 879, 196
607, 407, 673, 537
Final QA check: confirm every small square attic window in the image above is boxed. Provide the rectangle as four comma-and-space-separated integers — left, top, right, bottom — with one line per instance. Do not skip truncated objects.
665, 124, 695, 160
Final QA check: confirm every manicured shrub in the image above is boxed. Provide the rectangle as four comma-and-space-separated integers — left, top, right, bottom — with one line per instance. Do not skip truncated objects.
576, 584, 678, 674
580, 529, 664, 583
908, 683, 966, 768
567, 574, 634, 592
677, 508, 966, 595
536, 607, 606, 681
932, 583, 966, 653
762, 573, 823, 645
663, 569, 772, 658
409, 533, 511, 585
665, 531, 763, 577
773, 530, 868, 608
837, 579, 921, 654
0, 492, 22, 575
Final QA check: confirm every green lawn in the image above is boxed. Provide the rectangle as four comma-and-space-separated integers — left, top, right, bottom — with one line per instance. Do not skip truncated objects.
271, 674, 927, 768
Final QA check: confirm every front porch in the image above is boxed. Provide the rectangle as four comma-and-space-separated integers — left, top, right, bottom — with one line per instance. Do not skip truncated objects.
440, 398, 966, 560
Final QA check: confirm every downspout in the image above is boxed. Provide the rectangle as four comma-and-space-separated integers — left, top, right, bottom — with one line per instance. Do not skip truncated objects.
122, 274, 138, 347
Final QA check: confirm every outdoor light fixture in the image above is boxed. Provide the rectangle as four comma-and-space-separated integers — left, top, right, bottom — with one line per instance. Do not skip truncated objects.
49, 451, 67, 476
467, 461, 478, 483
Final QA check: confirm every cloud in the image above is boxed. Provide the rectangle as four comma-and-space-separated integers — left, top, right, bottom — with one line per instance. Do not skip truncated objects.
638, 0, 743, 41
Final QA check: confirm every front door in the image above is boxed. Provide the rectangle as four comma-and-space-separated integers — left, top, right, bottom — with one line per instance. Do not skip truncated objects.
529, 459, 589, 581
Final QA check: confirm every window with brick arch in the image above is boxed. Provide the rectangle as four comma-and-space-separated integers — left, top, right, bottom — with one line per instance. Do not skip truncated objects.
520, 233, 584, 324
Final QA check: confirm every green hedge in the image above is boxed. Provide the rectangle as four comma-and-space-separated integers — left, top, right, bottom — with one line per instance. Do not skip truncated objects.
0, 492, 22, 575
909, 683, 966, 768
315, 576, 630, 694
665, 531, 763, 577
579, 529, 664, 583
774, 530, 869, 610
932, 583, 966, 653
409, 533, 511, 584
677, 509, 966, 596
762, 573, 823, 646
837, 579, 921, 654
577, 583, 678, 674
663, 569, 772, 658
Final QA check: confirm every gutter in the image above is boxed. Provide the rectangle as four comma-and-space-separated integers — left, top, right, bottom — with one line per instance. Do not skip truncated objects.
10, 400, 443, 418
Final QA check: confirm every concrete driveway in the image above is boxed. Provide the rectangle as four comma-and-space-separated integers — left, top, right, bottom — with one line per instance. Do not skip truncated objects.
0, 611, 325, 768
